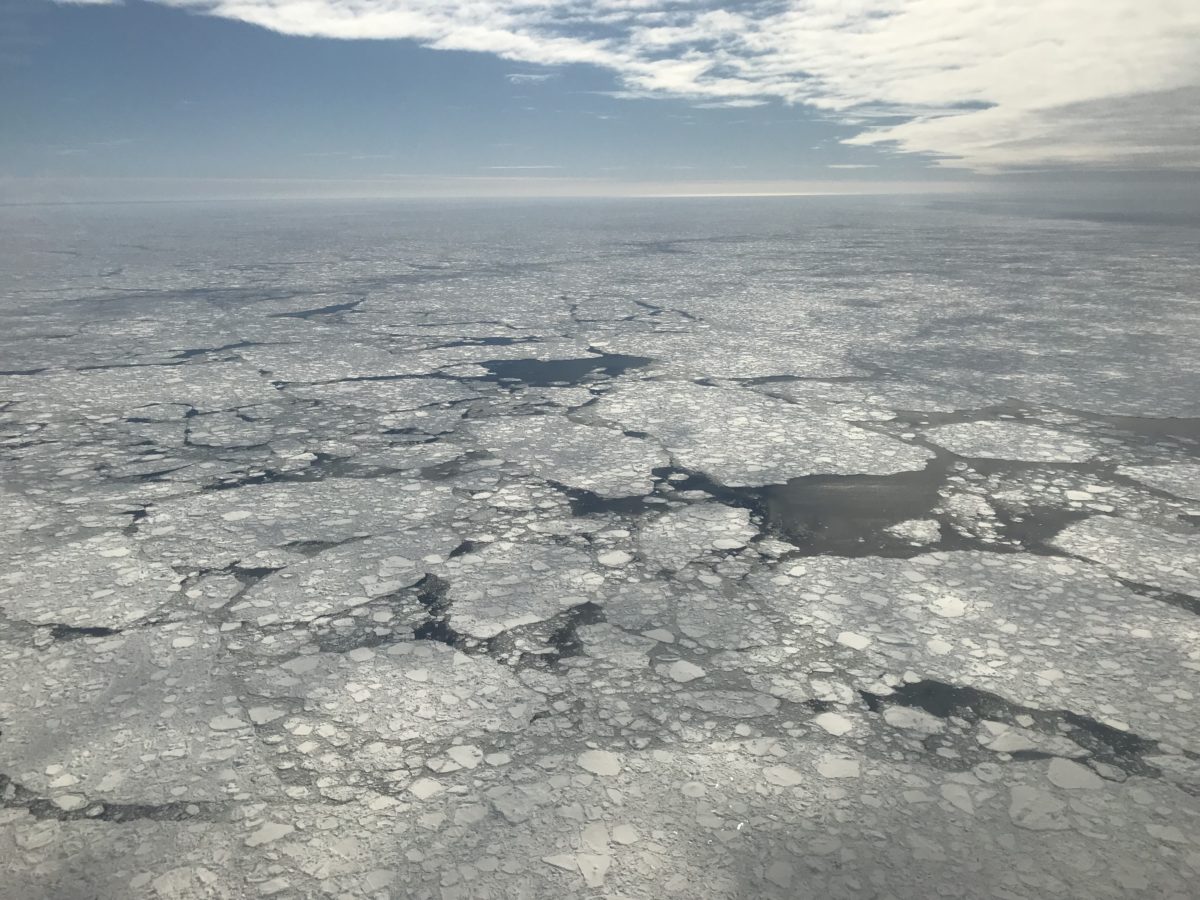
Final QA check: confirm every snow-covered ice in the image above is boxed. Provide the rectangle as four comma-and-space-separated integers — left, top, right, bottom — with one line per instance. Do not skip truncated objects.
1, 199, 1198, 900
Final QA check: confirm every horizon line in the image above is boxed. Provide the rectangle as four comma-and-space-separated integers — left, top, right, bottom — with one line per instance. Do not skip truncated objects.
0, 175, 985, 205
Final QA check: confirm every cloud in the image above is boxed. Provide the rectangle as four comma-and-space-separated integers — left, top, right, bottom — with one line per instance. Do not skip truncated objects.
58, 0, 1200, 171
696, 99, 769, 109
506, 72, 556, 84
48, 137, 135, 156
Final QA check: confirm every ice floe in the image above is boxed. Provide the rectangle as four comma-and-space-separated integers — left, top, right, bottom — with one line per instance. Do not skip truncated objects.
598, 379, 932, 486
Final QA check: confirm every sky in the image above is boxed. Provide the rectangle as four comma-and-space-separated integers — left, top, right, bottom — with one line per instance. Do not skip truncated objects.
1, 0, 1199, 200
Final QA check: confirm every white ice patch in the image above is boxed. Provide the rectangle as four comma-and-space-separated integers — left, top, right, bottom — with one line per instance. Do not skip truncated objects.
285, 377, 480, 412
753, 551, 1200, 749
923, 421, 1100, 462
0, 364, 279, 416
635, 503, 757, 572
231, 527, 461, 624
1050, 516, 1200, 597
884, 518, 943, 544
247, 640, 545, 744
0, 534, 181, 628
0, 625, 277, 803
137, 477, 458, 569
593, 332, 859, 381
1117, 463, 1200, 502
598, 380, 931, 486
445, 542, 603, 639
468, 414, 667, 498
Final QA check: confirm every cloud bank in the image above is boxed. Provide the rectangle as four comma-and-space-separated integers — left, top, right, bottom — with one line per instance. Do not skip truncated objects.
62, 0, 1200, 171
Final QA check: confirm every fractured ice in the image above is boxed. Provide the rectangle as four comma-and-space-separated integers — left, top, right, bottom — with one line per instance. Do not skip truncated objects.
1, 198, 1199, 900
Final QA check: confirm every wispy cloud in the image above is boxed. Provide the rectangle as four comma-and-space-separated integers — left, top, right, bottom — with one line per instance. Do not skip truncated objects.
49, 137, 134, 156
506, 72, 555, 84
696, 99, 769, 110
59, 1, 1200, 171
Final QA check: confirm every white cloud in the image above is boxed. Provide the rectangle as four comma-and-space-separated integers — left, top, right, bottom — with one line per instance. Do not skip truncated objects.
506, 72, 556, 84
59, 0, 1200, 171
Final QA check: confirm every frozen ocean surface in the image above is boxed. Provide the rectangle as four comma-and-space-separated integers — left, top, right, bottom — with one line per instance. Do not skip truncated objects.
0, 196, 1198, 899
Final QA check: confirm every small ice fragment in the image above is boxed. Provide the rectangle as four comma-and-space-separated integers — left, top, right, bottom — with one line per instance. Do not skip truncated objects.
762, 765, 804, 786
836, 631, 871, 650
1047, 758, 1104, 790
447, 745, 484, 770
816, 755, 860, 779
812, 712, 853, 736
577, 750, 622, 777
666, 660, 706, 683
245, 823, 294, 847
248, 706, 284, 725
882, 706, 945, 735
409, 777, 444, 800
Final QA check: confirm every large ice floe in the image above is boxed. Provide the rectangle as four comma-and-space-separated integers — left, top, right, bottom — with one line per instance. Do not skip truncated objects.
2, 199, 1199, 900
596, 379, 932, 486
923, 421, 1103, 462
1049, 516, 1200, 598
466, 414, 668, 497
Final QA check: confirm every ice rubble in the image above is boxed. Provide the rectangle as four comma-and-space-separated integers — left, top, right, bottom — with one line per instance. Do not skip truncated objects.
2, 201, 1199, 900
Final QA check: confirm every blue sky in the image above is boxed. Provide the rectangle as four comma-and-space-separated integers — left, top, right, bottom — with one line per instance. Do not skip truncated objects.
2, 1, 1198, 199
